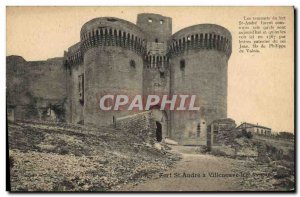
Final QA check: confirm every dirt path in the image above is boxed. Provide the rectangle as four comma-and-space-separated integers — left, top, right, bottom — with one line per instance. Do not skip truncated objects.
117, 146, 243, 191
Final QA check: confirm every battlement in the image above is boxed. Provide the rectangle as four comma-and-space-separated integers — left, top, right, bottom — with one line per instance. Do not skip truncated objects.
65, 42, 83, 67
80, 17, 146, 56
167, 24, 232, 58
144, 55, 169, 70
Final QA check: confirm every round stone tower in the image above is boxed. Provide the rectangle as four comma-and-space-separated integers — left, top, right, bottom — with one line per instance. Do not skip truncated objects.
168, 24, 232, 144
80, 17, 146, 126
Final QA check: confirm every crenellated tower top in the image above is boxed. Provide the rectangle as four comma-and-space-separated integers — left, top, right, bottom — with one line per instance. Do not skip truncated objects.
80, 17, 147, 57
64, 14, 232, 71
167, 24, 232, 58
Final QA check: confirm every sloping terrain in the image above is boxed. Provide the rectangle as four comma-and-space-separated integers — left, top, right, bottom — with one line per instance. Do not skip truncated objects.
210, 130, 295, 191
119, 145, 294, 191
8, 121, 180, 191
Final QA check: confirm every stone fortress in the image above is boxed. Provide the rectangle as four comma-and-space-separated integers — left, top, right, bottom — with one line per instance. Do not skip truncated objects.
7, 13, 232, 145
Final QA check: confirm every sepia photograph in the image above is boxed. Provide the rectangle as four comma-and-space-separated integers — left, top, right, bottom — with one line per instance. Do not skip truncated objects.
6, 6, 295, 192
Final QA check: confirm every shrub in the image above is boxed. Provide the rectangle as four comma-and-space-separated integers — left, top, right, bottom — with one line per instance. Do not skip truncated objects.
238, 129, 253, 139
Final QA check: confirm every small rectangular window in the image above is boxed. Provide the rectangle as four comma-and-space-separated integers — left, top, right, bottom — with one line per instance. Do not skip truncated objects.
160, 71, 165, 78
180, 59, 185, 71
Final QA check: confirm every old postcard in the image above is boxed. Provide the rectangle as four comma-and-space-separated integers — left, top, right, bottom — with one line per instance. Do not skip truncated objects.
6, 6, 295, 192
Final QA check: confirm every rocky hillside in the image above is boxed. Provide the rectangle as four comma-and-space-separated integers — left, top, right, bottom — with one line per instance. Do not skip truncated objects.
210, 129, 295, 191
8, 120, 180, 191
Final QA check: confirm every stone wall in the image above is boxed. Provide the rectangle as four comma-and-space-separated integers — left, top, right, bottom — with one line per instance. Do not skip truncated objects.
66, 63, 84, 124
6, 56, 67, 121
115, 111, 157, 144
143, 67, 170, 96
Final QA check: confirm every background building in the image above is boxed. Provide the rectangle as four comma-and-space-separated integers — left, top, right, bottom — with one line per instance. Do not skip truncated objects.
236, 122, 272, 136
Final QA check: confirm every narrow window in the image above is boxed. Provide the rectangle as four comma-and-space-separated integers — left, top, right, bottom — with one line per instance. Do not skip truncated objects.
130, 60, 136, 68
78, 74, 84, 105
180, 59, 185, 71
160, 20, 164, 24
197, 123, 201, 137
112, 116, 116, 128
155, 38, 158, 43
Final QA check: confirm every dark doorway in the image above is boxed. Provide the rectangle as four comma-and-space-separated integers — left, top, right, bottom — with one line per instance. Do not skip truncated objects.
156, 121, 162, 142
206, 125, 212, 151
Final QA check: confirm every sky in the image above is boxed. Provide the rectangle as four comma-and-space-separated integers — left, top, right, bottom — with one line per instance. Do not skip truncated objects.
6, 6, 294, 132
